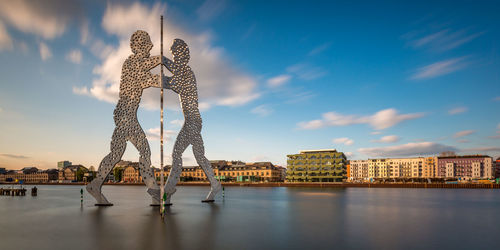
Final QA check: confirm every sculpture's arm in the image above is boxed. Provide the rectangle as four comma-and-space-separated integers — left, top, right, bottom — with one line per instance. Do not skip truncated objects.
163, 57, 174, 73
146, 73, 180, 93
144, 56, 171, 71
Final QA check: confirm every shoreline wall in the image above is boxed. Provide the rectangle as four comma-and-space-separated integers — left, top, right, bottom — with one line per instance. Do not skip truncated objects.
1, 182, 499, 189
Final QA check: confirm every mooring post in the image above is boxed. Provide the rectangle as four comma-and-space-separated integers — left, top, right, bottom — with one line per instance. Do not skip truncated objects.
80, 188, 83, 205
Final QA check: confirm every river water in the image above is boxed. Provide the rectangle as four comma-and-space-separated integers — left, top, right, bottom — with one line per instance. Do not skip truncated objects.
0, 185, 499, 250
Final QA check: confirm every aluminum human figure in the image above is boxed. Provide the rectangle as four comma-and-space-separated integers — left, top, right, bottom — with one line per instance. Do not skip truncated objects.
163, 39, 222, 204
87, 30, 168, 205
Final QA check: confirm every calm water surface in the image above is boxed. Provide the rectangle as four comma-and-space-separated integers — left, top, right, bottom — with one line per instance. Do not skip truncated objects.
0, 185, 499, 250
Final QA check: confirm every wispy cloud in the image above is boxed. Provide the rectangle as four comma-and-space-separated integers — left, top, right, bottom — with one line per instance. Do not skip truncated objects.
406, 28, 483, 52
490, 123, 500, 139
267, 74, 292, 88
371, 135, 400, 143
66, 49, 82, 64
39, 42, 52, 61
333, 137, 354, 146
0, 0, 82, 40
308, 42, 331, 56
145, 127, 176, 142
461, 147, 500, 153
358, 142, 457, 157
298, 108, 424, 130
448, 106, 468, 115
80, 19, 89, 45
411, 57, 468, 80
453, 130, 475, 138
169, 119, 184, 127
251, 105, 273, 117
0, 153, 30, 159
0, 20, 12, 51
494, 96, 500, 102
287, 63, 327, 81
196, 0, 226, 21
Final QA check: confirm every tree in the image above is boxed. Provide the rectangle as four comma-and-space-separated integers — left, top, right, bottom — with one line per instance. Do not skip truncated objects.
114, 167, 124, 182
76, 167, 85, 182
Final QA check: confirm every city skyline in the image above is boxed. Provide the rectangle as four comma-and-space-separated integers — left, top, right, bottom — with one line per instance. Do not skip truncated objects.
1, 0, 500, 170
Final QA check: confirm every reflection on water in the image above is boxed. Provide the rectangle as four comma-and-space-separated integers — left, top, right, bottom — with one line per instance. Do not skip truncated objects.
0, 185, 499, 250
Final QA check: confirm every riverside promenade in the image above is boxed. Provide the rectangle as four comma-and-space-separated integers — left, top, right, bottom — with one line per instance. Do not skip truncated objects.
2, 182, 499, 189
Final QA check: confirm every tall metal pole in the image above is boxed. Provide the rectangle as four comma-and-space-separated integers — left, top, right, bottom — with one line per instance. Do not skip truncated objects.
160, 15, 165, 216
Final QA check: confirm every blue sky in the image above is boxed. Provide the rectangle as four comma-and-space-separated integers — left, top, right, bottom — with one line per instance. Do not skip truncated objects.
0, 0, 499, 169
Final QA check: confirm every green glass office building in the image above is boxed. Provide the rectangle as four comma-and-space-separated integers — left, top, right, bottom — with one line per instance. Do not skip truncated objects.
286, 149, 347, 182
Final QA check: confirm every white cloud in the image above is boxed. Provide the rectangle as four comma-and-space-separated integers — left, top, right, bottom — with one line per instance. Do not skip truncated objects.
251, 105, 273, 117
0, 20, 12, 51
448, 106, 468, 115
145, 127, 176, 142
39, 42, 52, 61
196, 0, 226, 21
358, 142, 457, 157
491, 124, 500, 139
371, 135, 400, 143
370, 131, 382, 135
453, 130, 475, 138
267, 74, 291, 88
287, 63, 327, 81
17, 41, 29, 54
80, 19, 89, 45
66, 49, 82, 64
344, 152, 354, 158
0, 0, 79, 40
170, 119, 184, 126
406, 28, 483, 52
333, 137, 354, 146
72, 86, 89, 96
461, 147, 500, 153
308, 42, 331, 56
411, 57, 467, 80
298, 108, 424, 130
78, 2, 259, 111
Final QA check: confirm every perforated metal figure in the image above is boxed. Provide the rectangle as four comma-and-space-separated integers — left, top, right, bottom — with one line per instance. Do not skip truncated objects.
163, 39, 222, 204
86, 30, 168, 205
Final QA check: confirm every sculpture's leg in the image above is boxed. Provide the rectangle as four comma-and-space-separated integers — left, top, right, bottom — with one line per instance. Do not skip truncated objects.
130, 127, 160, 205
193, 133, 221, 202
87, 128, 127, 206
163, 127, 190, 204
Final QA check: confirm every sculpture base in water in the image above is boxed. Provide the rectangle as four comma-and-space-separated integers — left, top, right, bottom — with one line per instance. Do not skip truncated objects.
95, 203, 114, 206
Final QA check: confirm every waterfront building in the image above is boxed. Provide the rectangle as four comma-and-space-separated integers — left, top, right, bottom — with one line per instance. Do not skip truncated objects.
286, 149, 347, 182
123, 165, 142, 183
57, 161, 72, 170
0, 168, 6, 174
349, 160, 369, 181
349, 157, 426, 181
153, 161, 284, 182
423, 157, 437, 178
437, 155, 494, 179
0, 169, 58, 183
495, 158, 500, 179
58, 165, 88, 182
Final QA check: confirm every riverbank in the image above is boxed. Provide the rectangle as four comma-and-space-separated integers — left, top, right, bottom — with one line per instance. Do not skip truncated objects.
2, 182, 499, 189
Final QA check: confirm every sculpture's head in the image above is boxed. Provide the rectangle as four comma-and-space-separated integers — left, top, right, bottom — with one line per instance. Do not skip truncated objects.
171, 38, 190, 64
130, 30, 153, 57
